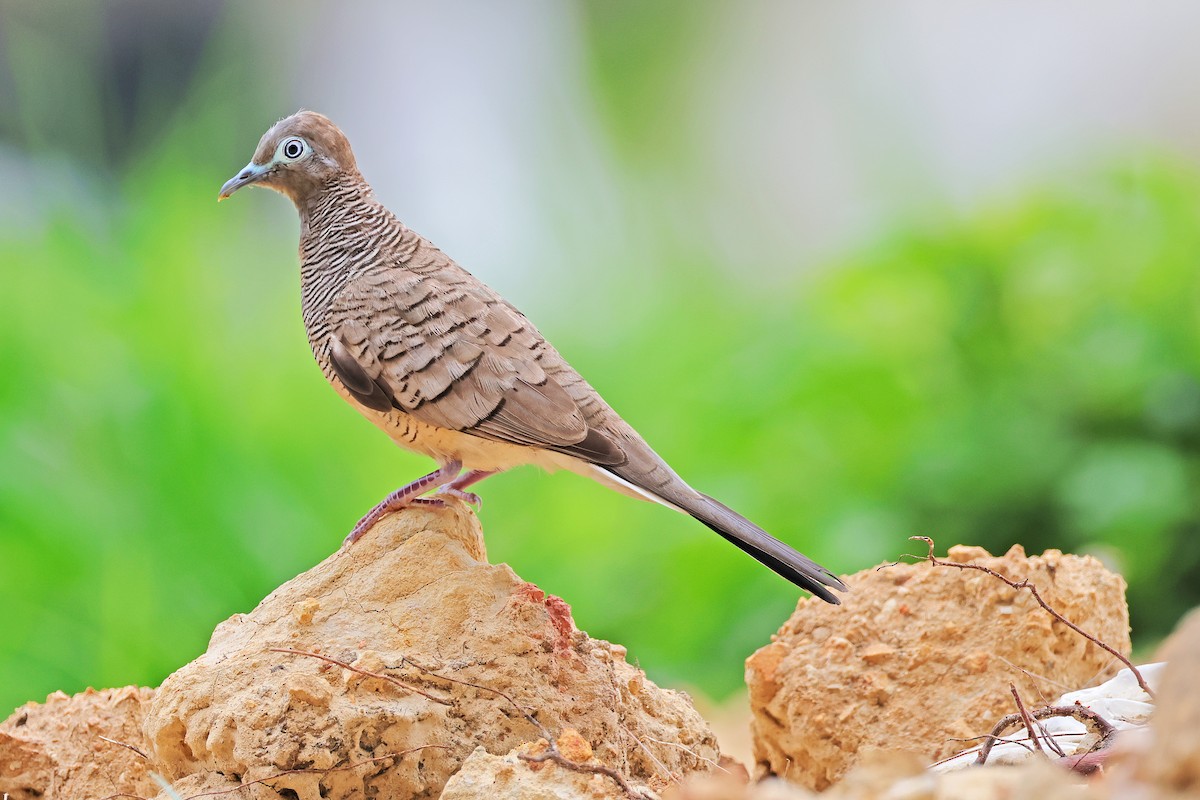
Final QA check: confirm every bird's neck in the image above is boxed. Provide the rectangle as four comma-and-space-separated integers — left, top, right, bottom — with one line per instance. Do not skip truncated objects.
295, 172, 375, 234
296, 173, 400, 341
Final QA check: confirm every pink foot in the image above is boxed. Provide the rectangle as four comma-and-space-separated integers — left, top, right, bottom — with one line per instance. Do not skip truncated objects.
435, 470, 494, 508
344, 460, 461, 545
435, 486, 482, 507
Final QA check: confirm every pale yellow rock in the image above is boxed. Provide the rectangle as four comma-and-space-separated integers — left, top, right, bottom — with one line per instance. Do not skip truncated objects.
747, 544, 1131, 791
441, 743, 651, 800
824, 752, 1088, 800
144, 504, 718, 799
660, 751, 1092, 800
1136, 606, 1200, 797
923, 759, 1088, 800
0, 686, 157, 800
663, 772, 815, 800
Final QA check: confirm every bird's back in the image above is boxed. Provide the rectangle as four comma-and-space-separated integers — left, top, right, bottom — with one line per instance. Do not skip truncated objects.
296, 176, 677, 484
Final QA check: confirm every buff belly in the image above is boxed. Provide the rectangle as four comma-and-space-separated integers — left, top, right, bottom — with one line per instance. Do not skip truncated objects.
331, 378, 680, 509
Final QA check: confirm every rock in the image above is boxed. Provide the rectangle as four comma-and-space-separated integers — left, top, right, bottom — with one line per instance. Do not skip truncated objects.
827, 751, 1087, 799
746, 544, 1130, 790
0, 686, 157, 800
144, 503, 718, 799
153, 771, 274, 800
1135, 606, 1200, 796
663, 750, 1088, 800
441, 737, 639, 800
664, 772, 813, 800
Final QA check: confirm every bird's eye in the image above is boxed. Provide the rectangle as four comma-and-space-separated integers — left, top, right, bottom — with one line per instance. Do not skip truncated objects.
280, 137, 307, 161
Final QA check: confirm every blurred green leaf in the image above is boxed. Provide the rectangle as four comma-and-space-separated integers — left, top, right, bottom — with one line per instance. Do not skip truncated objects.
2, 6, 1199, 717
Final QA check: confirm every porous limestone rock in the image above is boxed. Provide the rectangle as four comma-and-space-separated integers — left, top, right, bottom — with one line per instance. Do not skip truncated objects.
0, 686, 157, 800
665, 748, 1087, 800
441, 733, 637, 800
144, 503, 718, 799
747, 544, 1130, 790
1135, 607, 1200, 797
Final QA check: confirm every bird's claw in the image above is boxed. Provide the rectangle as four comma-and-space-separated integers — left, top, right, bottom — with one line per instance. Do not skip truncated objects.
435, 486, 482, 508
411, 496, 449, 507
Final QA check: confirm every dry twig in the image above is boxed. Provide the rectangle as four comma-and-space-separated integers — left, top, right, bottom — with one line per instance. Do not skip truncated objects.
519, 750, 655, 800
1009, 684, 1045, 755
92, 753, 446, 800
394, 655, 547, 737
268, 648, 450, 704
98, 735, 150, 760
1035, 716, 1067, 758
934, 728, 1093, 767
635, 729, 728, 775
398, 658, 655, 799
96, 750, 448, 800
618, 724, 676, 781
975, 703, 1117, 767
273, 647, 651, 800
906, 536, 1153, 698
180, 750, 447, 799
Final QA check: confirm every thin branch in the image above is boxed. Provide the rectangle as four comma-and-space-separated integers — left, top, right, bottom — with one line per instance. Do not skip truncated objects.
96, 752, 448, 800
636, 730, 727, 775
97, 735, 150, 760
990, 655, 1075, 694
618, 723, 675, 781
395, 655, 549, 739
413, 668, 651, 800
272, 648, 649, 798
268, 648, 450, 704
907, 537, 1153, 698
936, 729, 1089, 767
1035, 717, 1067, 758
193, 750, 446, 799
1009, 684, 1045, 755
519, 750, 654, 800
976, 703, 1117, 766
1066, 745, 1110, 775
932, 736, 1034, 768
936, 727, 1088, 767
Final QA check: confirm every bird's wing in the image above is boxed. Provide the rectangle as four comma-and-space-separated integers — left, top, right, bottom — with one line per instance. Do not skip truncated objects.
327, 269, 626, 465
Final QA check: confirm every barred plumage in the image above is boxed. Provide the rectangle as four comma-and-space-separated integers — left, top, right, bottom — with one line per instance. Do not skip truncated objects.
219, 110, 847, 602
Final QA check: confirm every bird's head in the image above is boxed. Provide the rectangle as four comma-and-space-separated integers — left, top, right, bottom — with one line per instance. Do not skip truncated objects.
219, 110, 358, 204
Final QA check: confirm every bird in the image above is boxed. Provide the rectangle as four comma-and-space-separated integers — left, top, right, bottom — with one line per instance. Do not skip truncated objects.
219, 110, 847, 603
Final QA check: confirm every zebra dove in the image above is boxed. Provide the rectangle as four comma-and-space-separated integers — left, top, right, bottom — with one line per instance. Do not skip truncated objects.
219, 110, 846, 603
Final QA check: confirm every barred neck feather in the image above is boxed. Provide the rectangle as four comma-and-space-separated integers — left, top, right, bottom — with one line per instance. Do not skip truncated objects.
297, 173, 418, 347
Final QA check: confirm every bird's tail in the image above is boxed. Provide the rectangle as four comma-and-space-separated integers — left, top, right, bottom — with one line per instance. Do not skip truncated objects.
680, 492, 847, 604
589, 463, 847, 603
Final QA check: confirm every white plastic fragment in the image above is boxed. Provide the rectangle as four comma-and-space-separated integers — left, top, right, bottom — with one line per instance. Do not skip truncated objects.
932, 662, 1163, 771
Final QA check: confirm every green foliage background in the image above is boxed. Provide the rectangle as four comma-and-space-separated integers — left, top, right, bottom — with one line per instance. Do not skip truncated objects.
2, 5, 1199, 716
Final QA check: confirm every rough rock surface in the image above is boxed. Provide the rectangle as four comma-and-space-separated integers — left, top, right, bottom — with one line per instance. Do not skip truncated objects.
666, 750, 1088, 800
747, 544, 1130, 791
823, 750, 1086, 800
0, 686, 157, 800
441, 732, 636, 800
144, 503, 718, 799
1136, 607, 1200, 796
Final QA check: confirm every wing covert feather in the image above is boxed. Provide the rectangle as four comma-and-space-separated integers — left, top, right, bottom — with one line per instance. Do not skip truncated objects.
328, 271, 625, 465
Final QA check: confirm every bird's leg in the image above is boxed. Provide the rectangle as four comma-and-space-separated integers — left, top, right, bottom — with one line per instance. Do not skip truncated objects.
433, 469, 496, 507
344, 459, 462, 545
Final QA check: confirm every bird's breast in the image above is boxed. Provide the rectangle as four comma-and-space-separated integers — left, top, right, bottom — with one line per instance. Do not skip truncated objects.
323, 371, 561, 473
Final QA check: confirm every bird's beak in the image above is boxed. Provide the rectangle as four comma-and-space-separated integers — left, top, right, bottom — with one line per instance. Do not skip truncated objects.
218, 161, 270, 201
